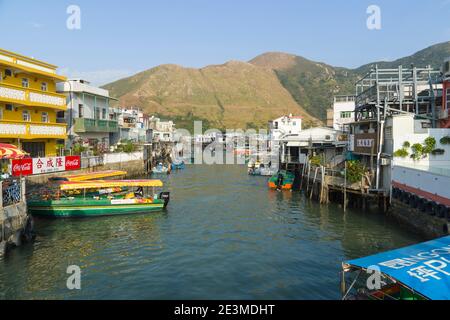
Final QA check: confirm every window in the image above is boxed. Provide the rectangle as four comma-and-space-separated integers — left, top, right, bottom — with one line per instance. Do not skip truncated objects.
5, 69, 12, 77
5, 104, 13, 111
274, 121, 278, 129
22, 78, 29, 88
340, 111, 352, 119
102, 108, 106, 119
292, 121, 296, 126
41, 82, 48, 91
447, 88, 450, 111
41, 112, 49, 123
22, 110, 31, 122
78, 104, 84, 118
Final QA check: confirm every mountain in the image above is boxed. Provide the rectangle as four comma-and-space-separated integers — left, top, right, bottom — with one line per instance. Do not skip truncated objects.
355, 41, 450, 75
104, 61, 320, 131
104, 41, 450, 129
250, 53, 358, 120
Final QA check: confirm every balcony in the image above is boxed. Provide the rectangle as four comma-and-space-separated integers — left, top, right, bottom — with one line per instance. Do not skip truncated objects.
0, 120, 67, 139
74, 118, 118, 133
0, 82, 66, 110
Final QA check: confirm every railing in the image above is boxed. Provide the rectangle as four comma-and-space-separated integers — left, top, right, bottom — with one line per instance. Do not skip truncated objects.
0, 82, 66, 109
0, 120, 67, 139
73, 118, 118, 133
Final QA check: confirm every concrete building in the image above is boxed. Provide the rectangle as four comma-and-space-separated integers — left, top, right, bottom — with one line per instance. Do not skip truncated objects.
279, 127, 348, 169
57, 79, 118, 148
330, 95, 355, 131
112, 107, 151, 144
0, 48, 67, 157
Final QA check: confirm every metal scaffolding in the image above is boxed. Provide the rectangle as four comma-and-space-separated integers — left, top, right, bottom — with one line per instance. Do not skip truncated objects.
355, 65, 443, 127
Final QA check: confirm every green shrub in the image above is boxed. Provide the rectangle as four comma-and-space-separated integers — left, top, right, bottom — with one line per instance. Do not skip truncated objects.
431, 148, 445, 156
440, 136, 450, 145
393, 148, 409, 158
346, 160, 365, 183
402, 141, 411, 148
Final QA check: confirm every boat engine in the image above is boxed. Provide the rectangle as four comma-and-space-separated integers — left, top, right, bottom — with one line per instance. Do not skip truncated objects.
159, 192, 170, 207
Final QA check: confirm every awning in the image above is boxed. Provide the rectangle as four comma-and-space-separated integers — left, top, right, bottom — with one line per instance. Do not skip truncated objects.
0, 143, 28, 159
60, 179, 163, 190
286, 141, 307, 147
344, 236, 450, 300
55, 170, 128, 182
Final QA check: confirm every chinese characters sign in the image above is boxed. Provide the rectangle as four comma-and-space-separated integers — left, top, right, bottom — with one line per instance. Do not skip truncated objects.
354, 133, 378, 154
11, 156, 81, 176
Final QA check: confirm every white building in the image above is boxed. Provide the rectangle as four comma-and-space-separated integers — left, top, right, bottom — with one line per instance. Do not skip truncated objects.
330, 95, 355, 131
57, 79, 118, 148
268, 114, 302, 152
112, 107, 151, 144
149, 116, 175, 142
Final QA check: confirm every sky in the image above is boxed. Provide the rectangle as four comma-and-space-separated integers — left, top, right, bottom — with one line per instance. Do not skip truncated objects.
0, 0, 449, 86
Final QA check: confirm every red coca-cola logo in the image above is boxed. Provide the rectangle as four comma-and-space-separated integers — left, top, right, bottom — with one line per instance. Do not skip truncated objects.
11, 159, 33, 176
65, 156, 81, 170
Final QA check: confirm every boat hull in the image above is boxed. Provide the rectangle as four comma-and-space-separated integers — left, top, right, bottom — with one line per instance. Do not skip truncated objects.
28, 198, 166, 218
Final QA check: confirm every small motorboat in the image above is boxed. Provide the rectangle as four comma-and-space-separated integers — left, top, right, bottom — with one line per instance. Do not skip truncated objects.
171, 160, 185, 170
268, 170, 295, 190
152, 163, 169, 174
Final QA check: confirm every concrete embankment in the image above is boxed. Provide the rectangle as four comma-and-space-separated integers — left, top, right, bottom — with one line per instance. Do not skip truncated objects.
389, 199, 450, 239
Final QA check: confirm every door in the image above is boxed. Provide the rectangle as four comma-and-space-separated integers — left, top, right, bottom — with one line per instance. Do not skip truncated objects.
22, 142, 46, 157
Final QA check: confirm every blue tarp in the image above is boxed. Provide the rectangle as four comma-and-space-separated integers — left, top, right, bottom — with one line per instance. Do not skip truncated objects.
346, 236, 450, 300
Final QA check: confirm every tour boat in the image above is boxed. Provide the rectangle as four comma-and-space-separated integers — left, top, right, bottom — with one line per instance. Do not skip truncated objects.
341, 235, 450, 300
27, 179, 170, 218
48, 170, 127, 182
268, 170, 295, 190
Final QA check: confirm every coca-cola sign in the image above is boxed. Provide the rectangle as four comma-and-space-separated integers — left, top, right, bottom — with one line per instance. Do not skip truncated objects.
65, 156, 81, 170
11, 158, 33, 176
11, 156, 81, 176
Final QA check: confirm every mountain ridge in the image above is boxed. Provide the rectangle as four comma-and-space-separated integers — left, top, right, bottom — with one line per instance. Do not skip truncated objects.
104, 41, 450, 129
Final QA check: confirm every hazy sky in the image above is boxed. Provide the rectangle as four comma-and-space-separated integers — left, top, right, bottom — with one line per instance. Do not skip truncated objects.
1, 0, 449, 85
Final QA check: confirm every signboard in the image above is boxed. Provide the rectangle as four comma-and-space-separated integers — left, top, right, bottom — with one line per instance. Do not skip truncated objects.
11, 155, 81, 177
353, 133, 378, 154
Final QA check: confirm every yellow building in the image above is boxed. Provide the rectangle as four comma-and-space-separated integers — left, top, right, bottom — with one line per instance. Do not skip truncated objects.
0, 48, 67, 157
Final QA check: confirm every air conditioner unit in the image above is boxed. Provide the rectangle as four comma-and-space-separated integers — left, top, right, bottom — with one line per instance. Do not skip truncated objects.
381, 158, 390, 166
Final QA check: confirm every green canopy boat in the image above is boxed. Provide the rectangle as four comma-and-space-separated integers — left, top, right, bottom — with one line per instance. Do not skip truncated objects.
27, 179, 170, 218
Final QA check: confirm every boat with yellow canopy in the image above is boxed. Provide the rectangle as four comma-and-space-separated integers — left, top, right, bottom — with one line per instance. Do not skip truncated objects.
48, 170, 127, 182
27, 179, 170, 218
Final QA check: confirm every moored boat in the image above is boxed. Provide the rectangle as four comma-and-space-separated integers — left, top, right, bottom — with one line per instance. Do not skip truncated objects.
27, 179, 170, 218
268, 170, 295, 190
48, 170, 127, 182
341, 235, 450, 300
152, 163, 169, 174
171, 160, 185, 170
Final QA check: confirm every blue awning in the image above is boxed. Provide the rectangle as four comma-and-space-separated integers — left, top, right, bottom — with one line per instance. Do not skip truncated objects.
345, 236, 450, 300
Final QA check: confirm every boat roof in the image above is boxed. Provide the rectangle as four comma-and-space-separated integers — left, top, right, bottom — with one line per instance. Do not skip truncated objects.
343, 236, 450, 300
51, 170, 127, 182
59, 179, 163, 190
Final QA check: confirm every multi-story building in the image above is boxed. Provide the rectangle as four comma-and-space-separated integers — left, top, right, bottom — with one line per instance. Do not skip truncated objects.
149, 116, 175, 142
110, 107, 151, 144
0, 48, 67, 157
440, 58, 450, 128
330, 95, 355, 131
57, 79, 118, 149
267, 114, 302, 151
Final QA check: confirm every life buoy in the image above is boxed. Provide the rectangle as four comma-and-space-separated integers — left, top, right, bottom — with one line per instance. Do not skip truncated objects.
430, 201, 439, 216
401, 192, 410, 204
418, 198, 427, 212
409, 195, 419, 209
437, 204, 447, 218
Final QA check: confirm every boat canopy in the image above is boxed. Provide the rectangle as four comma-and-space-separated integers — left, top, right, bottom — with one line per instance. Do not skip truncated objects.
343, 236, 450, 300
51, 170, 128, 182
59, 179, 164, 190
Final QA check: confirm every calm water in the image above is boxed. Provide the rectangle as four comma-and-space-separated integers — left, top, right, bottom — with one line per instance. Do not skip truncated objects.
0, 165, 423, 300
